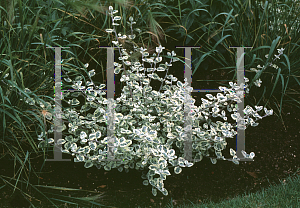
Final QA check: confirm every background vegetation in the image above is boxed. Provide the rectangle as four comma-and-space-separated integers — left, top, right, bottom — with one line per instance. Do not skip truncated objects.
0, 0, 299, 207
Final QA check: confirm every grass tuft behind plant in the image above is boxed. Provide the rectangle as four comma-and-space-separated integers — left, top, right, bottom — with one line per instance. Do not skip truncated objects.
0, 0, 299, 207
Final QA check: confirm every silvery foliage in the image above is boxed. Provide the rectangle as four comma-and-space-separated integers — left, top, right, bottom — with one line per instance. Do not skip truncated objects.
34, 6, 277, 197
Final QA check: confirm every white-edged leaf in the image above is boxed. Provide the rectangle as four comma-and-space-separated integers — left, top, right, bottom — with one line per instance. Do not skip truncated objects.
57, 139, 66, 145
143, 180, 149, 186
84, 160, 93, 168
230, 148, 236, 156
174, 166, 182, 174
152, 187, 157, 196
185, 160, 194, 167
210, 158, 217, 164
161, 170, 171, 176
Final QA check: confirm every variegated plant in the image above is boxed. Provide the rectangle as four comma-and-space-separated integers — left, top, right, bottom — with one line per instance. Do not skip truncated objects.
34, 6, 275, 197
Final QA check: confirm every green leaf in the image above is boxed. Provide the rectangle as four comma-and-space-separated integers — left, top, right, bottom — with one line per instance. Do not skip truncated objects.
162, 188, 168, 196
80, 104, 91, 112
64, 142, 72, 149
114, 67, 122, 74
193, 153, 203, 162
57, 139, 66, 145
84, 160, 93, 168
77, 154, 85, 162
230, 148, 236, 156
149, 164, 159, 171
84, 146, 91, 154
174, 166, 182, 174
210, 158, 217, 164
71, 92, 81, 97
71, 98, 80, 105
161, 170, 171, 176
152, 187, 157, 196
143, 180, 149, 186
65, 135, 74, 142
38, 140, 46, 148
